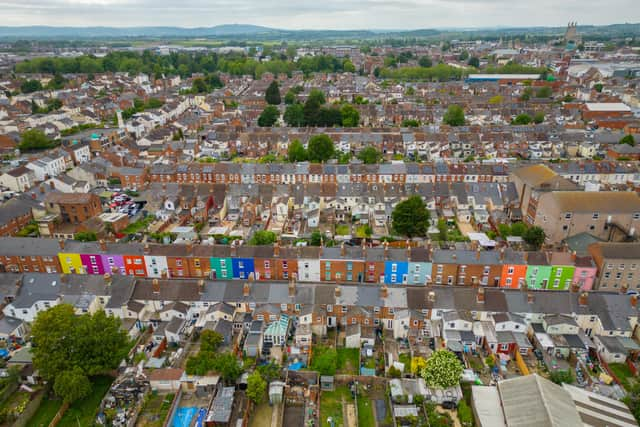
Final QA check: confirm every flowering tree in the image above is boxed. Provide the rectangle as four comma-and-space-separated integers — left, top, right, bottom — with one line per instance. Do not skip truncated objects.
420, 350, 463, 389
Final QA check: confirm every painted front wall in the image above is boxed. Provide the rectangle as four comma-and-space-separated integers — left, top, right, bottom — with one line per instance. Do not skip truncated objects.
297, 258, 321, 282
407, 262, 432, 285
210, 257, 233, 280
548, 266, 576, 291
232, 258, 254, 279
525, 265, 553, 290
500, 264, 528, 289
81, 254, 106, 275
58, 253, 84, 274
573, 266, 597, 291
123, 255, 147, 276
144, 255, 169, 278
101, 254, 126, 275
384, 261, 409, 285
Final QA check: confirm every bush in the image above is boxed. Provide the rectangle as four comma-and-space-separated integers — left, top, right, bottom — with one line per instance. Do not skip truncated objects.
457, 400, 473, 426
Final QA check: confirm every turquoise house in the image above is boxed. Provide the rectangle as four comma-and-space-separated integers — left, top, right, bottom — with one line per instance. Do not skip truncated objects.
407, 261, 432, 285
524, 252, 552, 290
210, 257, 233, 280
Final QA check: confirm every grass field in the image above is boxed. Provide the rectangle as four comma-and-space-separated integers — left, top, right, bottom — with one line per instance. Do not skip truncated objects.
609, 363, 635, 391
337, 348, 359, 375
26, 398, 63, 427
357, 396, 375, 426
320, 386, 353, 427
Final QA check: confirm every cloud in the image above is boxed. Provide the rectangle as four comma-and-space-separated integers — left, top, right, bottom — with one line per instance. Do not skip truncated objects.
1, 0, 639, 29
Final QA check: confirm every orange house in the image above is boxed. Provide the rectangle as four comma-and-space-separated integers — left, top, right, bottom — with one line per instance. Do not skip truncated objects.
500, 251, 528, 289
123, 255, 147, 277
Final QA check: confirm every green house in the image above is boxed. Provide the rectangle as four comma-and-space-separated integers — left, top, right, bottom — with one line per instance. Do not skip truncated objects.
210, 257, 233, 280
525, 252, 552, 290
547, 253, 576, 291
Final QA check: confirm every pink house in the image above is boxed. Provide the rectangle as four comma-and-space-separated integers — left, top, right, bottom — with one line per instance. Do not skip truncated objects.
572, 256, 598, 291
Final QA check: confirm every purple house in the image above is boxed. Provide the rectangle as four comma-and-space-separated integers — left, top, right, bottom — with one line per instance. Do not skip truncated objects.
80, 254, 106, 275
101, 254, 126, 275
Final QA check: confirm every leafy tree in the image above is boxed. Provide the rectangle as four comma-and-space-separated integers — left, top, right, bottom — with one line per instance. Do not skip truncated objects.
388, 366, 402, 378
498, 223, 512, 238
593, 83, 603, 92
510, 222, 527, 237
74, 231, 97, 242
265, 80, 281, 105
458, 51, 470, 61
288, 139, 307, 162
213, 353, 242, 383
411, 356, 427, 375
53, 367, 92, 403
402, 119, 420, 127
21, 79, 42, 93
443, 105, 465, 126
200, 330, 223, 353
420, 350, 463, 389
620, 134, 636, 147
303, 89, 325, 126
357, 146, 382, 164
340, 104, 360, 127
467, 56, 480, 68
523, 226, 546, 249
19, 129, 56, 151
310, 231, 323, 246
31, 305, 129, 382
343, 60, 356, 73
418, 56, 433, 68
392, 195, 430, 238
284, 90, 297, 105
257, 361, 281, 382
535, 86, 552, 98
46, 73, 67, 90
191, 77, 209, 94
317, 107, 343, 127
549, 369, 574, 384
258, 105, 279, 127
250, 230, 277, 245
246, 371, 267, 404
512, 113, 532, 125
533, 111, 545, 124
437, 218, 448, 241
307, 134, 334, 162
284, 103, 305, 127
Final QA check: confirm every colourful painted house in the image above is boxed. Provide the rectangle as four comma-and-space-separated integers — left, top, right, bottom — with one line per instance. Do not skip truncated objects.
123, 255, 147, 277
101, 254, 126, 275
548, 252, 576, 291
232, 258, 255, 279
80, 254, 106, 275
144, 255, 169, 278
572, 256, 598, 291
384, 259, 409, 285
500, 250, 527, 289
406, 247, 432, 286
210, 257, 233, 280
524, 252, 552, 290
58, 252, 84, 274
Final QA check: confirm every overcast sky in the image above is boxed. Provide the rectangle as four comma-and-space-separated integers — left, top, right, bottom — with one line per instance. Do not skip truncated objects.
2, 0, 639, 29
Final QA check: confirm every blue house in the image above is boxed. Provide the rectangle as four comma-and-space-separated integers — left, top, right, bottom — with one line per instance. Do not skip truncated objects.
384, 260, 409, 285
407, 262, 432, 285
232, 258, 255, 279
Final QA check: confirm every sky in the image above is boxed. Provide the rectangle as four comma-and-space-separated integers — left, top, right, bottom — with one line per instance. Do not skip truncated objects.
1, 0, 639, 29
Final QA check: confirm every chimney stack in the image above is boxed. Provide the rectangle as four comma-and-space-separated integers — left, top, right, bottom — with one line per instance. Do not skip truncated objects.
406, 241, 412, 262
476, 247, 481, 260
60, 273, 68, 283
571, 250, 577, 262
58, 239, 65, 250
427, 291, 436, 303
384, 241, 389, 260
334, 286, 341, 298
632, 294, 638, 308
341, 242, 346, 257
198, 279, 205, 295
499, 247, 505, 262
571, 281, 580, 293
103, 273, 112, 286
380, 285, 389, 299
527, 292, 535, 304
288, 276, 296, 297
144, 243, 150, 254
152, 279, 160, 294
99, 239, 107, 251
243, 282, 250, 297
186, 241, 193, 254
578, 292, 588, 307
274, 240, 280, 257
231, 240, 238, 257
476, 287, 485, 303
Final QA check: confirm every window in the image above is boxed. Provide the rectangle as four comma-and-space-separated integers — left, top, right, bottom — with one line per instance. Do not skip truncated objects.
607, 263, 613, 269
592, 213, 599, 220
347, 272, 353, 281
264, 261, 270, 269
634, 213, 640, 220
220, 259, 226, 268
347, 262, 352, 271
556, 268, 562, 277
194, 259, 201, 267
176, 259, 182, 267
632, 264, 637, 270
553, 279, 560, 287
342, 305, 347, 313
391, 264, 397, 273
437, 265, 443, 274
616, 272, 622, 279
391, 274, 397, 283
531, 267, 538, 276
282, 261, 288, 269
508, 267, 514, 275
283, 271, 289, 279
565, 213, 572, 220
336, 272, 342, 280
605, 272, 611, 279
327, 305, 333, 313
325, 272, 331, 281
500, 344, 509, 351
620, 264, 625, 270
506, 278, 512, 285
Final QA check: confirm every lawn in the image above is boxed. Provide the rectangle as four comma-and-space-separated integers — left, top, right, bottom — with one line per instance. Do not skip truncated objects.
609, 363, 635, 391
122, 216, 154, 234
26, 397, 63, 427
56, 376, 113, 427
136, 392, 175, 427
336, 348, 359, 375
357, 396, 375, 427
249, 402, 273, 427
335, 224, 350, 236
320, 386, 353, 427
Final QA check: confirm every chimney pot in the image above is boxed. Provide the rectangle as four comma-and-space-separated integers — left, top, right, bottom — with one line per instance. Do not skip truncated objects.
198, 279, 205, 294
99, 239, 107, 251
527, 292, 534, 304
632, 295, 638, 308
428, 291, 436, 303
380, 285, 389, 299
103, 273, 112, 284
243, 282, 250, 297
58, 239, 65, 250
152, 278, 160, 294
334, 286, 341, 297
578, 292, 588, 306
476, 287, 485, 303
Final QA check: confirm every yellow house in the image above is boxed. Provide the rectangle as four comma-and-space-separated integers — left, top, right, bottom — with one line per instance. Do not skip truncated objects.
58, 253, 84, 274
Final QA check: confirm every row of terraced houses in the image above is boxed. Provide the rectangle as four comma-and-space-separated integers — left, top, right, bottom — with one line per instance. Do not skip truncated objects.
4, 237, 640, 292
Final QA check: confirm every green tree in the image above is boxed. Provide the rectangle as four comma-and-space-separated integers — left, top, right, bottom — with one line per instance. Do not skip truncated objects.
284, 103, 305, 127
392, 196, 431, 238
307, 134, 334, 162
523, 226, 546, 249
457, 400, 473, 426
53, 367, 92, 403
303, 89, 325, 126
19, 129, 55, 151
284, 90, 297, 105
402, 119, 420, 127
594, 83, 603, 92
31, 305, 129, 382
418, 56, 433, 68
200, 330, 223, 353
250, 230, 277, 245
258, 105, 279, 127
191, 77, 209, 94
21, 79, 42, 93
343, 60, 356, 73
246, 371, 267, 404
535, 86, 552, 98
510, 222, 527, 237
488, 95, 503, 104
74, 231, 97, 242
317, 107, 342, 127
533, 111, 545, 124
467, 56, 480, 68
287, 139, 307, 162
549, 370, 574, 385
623, 383, 640, 424
340, 104, 360, 127
437, 218, 448, 241
458, 51, 470, 61
512, 113, 532, 125
310, 231, 323, 246
265, 80, 281, 105
213, 353, 242, 383
620, 134, 636, 146
443, 105, 465, 126
257, 361, 280, 382
420, 350, 463, 389
357, 146, 382, 164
